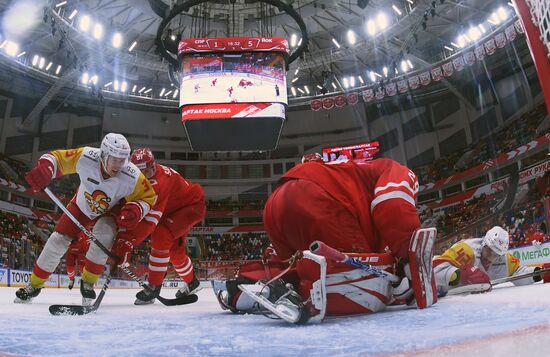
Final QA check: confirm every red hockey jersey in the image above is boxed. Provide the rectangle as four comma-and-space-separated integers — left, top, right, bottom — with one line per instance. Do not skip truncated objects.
144, 164, 204, 226
279, 158, 421, 258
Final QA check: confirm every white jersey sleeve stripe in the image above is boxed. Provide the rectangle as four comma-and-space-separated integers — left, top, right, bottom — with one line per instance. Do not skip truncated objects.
374, 180, 418, 196
370, 191, 416, 212
40, 153, 58, 178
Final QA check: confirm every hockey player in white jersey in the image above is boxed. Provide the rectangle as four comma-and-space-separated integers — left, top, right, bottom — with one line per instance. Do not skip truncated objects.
15, 133, 157, 304
434, 226, 549, 296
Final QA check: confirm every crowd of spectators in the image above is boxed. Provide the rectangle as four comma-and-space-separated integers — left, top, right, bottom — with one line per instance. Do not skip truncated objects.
0, 211, 43, 270
206, 199, 266, 211
414, 104, 549, 184
202, 232, 270, 261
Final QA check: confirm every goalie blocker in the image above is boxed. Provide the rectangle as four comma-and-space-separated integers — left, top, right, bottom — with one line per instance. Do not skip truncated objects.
213, 228, 437, 324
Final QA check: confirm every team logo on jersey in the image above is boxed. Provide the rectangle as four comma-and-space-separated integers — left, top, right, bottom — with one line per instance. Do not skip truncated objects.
84, 190, 112, 215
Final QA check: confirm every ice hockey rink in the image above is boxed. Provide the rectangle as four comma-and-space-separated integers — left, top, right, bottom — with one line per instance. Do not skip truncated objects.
1, 282, 549, 357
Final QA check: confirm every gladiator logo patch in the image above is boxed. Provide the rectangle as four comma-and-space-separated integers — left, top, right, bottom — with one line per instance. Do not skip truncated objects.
84, 190, 112, 215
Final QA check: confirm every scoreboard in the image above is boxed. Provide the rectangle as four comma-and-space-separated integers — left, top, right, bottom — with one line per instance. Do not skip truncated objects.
178, 37, 289, 151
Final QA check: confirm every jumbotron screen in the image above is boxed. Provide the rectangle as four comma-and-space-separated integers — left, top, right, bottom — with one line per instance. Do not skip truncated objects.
177, 37, 289, 151
322, 141, 380, 162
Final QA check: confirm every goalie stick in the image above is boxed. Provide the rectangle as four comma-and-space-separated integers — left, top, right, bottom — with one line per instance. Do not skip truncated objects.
44, 187, 193, 307
309, 240, 401, 283
447, 267, 550, 296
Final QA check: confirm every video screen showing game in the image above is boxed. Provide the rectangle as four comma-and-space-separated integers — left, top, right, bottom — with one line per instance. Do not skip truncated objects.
180, 52, 287, 106
322, 141, 380, 163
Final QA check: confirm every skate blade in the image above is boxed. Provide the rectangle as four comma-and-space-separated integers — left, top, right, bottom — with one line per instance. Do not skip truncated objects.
82, 297, 94, 306
14, 297, 33, 304
134, 298, 155, 305
238, 284, 303, 324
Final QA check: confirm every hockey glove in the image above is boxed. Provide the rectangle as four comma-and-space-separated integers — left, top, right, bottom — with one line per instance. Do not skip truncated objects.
25, 160, 54, 192
111, 238, 134, 266
459, 264, 490, 285
116, 202, 142, 230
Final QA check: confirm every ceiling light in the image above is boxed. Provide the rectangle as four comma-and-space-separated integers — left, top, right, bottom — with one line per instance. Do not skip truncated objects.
38, 57, 45, 69
304, 85, 310, 94
468, 27, 481, 41
350, 76, 355, 87
497, 7, 508, 21
138, 86, 146, 93
32, 55, 39, 66
81, 72, 89, 84
144, 88, 152, 94
55, 1, 67, 8
376, 13, 388, 30
290, 33, 297, 47
173, 89, 179, 98
55, 65, 62, 75
114, 80, 119, 91
93, 23, 103, 39
45, 62, 52, 71
165, 90, 172, 96
366, 20, 377, 36
4, 41, 19, 57
112, 32, 123, 48
343, 77, 349, 88
331, 82, 337, 89
121, 81, 127, 92
401, 60, 408, 72
369, 71, 376, 82
358, 76, 364, 84
17, 51, 26, 58
132, 84, 137, 92
128, 41, 137, 52
90, 75, 98, 85
104, 81, 112, 88
392, 5, 402, 16
160, 88, 165, 96
407, 59, 413, 69
332, 38, 341, 48
78, 15, 90, 32
291, 87, 297, 96
444, 45, 454, 51
297, 88, 304, 94
68, 9, 78, 20
383, 66, 388, 77
347, 30, 357, 45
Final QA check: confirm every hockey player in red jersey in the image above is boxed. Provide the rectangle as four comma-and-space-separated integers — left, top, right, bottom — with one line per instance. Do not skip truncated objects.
213, 156, 437, 324
111, 148, 206, 304
227, 86, 234, 97
65, 233, 90, 290
211, 78, 218, 86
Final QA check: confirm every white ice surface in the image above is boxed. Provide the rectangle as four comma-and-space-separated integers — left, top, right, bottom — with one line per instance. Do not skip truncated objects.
1, 282, 550, 357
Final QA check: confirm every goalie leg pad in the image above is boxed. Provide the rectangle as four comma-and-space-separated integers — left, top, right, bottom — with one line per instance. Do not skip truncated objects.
408, 228, 438, 308
298, 251, 394, 317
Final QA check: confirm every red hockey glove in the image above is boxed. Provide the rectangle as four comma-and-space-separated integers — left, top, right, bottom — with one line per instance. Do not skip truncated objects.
116, 202, 142, 230
25, 160, 54, 192
111, 238, 135, 266
459, 265, 490, 285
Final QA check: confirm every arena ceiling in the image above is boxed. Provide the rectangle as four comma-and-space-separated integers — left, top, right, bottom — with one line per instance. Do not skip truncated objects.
0, 0, 514, 107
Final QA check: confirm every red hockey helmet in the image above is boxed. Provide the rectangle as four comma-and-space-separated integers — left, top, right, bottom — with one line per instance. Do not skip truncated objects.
131, 148, 156, 178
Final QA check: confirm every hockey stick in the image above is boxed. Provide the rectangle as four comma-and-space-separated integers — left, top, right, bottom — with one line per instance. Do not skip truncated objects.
44, 187, 195, 306
447, 267, 550, 296
50, 275, 112, 316
309, 241, 401, 283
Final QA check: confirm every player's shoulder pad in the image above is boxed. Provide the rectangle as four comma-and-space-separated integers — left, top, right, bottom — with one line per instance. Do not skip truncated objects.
120, 162, 141, 179
81, 147, 100, 162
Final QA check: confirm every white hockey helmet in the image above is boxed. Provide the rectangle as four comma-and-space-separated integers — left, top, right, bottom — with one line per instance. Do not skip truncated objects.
100, 133, 131, 165
482, 226, 509, 256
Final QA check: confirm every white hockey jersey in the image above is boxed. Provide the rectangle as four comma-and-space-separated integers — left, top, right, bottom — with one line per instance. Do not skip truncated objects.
433, 238, 536, 295
40, 146, 156, 220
